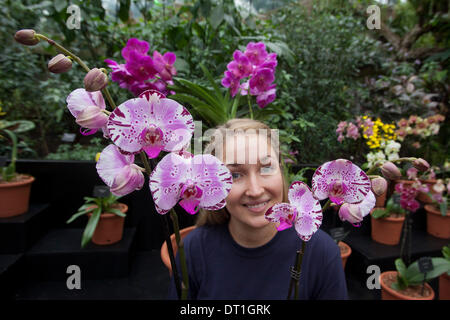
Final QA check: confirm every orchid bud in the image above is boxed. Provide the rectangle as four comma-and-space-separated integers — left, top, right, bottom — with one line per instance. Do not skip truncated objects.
371, 177, 387, 196
84, 68, 108, 92
75, 105, 108, 129
412, 158, 430, 172
48, 54, 72, 74
380, 161, 402, 180
14, 29, 39, 46
338, 203, 363, 224
110, 164, 145, 196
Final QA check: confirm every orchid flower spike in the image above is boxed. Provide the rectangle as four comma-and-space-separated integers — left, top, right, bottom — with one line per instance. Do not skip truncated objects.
265, 181, 322, 241
149, 152, 232, 215
312, 159, 371, 205
107, 94, 194, 159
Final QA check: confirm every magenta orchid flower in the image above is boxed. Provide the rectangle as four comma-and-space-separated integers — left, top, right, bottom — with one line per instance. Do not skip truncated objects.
249, 68, 275, 94
221, 71, 241, 97
152, 51, 177, 81
256, 86, 276, 108
66, 88, 109, 136
96, 144, 145, 196
107, 94, 194, 159
338, 191, 376, 226
121, 38, 149, 61
149, 152, 232, 215
244, 42, 269, 66
312, 159, 371, 206
227, 50, 253, 79
265, 181, 322, 241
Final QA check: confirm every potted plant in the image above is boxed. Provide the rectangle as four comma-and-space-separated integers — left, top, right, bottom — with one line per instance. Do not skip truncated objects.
328, 226, 352, 269
371, 196, 406, 245
423, 179, 449, 239
0, 118, 35, 218
66, 186, 128, 247
440, 245, 450, 300
380, 257, 450, 300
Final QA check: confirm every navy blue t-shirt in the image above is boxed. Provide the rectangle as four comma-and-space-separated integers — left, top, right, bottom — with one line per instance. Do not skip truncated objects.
167, 224, 348, 300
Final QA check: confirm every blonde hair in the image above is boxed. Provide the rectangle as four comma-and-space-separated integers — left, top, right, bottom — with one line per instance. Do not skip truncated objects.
196, 118, 289, 226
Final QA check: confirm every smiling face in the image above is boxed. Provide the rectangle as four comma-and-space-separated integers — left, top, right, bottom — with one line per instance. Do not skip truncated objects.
223, 133, 284, 231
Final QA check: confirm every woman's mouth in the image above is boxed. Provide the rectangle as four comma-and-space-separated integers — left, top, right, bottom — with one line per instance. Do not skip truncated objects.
244, 200, 270, 213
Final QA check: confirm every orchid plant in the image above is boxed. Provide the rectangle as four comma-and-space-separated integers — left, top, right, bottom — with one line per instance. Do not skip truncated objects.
14, 29, 233, 300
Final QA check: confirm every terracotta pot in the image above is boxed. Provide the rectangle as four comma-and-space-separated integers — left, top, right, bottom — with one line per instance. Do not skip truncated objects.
88, 203, 127, 245
424, 204, 450, 239
161, 225, 196, 274
371, 210, 405, 245
375, 190, 387, 208
379, 271, 435, 300
338, 241, 351, 270
0, 175, 35, 218
439, 273, 450, 300
417, 179, 437, 204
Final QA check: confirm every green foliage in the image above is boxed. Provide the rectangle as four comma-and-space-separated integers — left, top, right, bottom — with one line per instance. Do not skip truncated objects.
45, 138, 106, 161
371, 197, 406, 219
392, 257, 450, 291
66, 190, 125, 248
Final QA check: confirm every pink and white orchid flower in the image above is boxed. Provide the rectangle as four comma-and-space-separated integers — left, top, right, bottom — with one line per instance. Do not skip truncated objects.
149, 152, 232, 215
312, 159, 371, 205
107, 95, 194, 159
66, 88, 109, 136
265, 181, 322, 241
96, 144, 145, 196
338, 191, 376, 226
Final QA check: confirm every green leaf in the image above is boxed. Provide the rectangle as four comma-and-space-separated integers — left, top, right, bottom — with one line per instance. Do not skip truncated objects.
440, 200, 447, 216
175, 78, 224, 111
395, 258, 407, 277
81, 207, 101, 248
406, 258, 450, 285
209, 5, 224, 30
170, 93, 225, 126
109, 208, 126, 217
66, 211, 88, 224
371, 208, 388, 219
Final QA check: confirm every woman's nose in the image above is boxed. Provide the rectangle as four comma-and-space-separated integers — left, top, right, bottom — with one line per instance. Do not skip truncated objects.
245, 172, 264, 197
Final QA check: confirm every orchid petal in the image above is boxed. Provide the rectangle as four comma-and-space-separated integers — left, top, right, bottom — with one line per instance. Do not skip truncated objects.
179, 197, 201, 215
110, 164, 145, 196
265, 203, 297, 231
191, 154, 233, 208
96, 144, 135, 186
66, 88, 105, 118
311, 159, 371, 204
149, 152, 190, 214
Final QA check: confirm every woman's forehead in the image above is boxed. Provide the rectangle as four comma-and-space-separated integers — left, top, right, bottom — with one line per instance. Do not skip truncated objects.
221, 133, 279, 165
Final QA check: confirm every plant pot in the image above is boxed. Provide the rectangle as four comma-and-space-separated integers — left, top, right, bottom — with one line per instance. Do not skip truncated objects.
379, 271, 435, 300
439, 273, 450, 300
0, 174, 35, 218
417, 179, 437, 204
161, 225, 196, 274
371, 210, 405, 245
338, 241, 351, 270
375, 190, 387, 207
88, 203, 127, 245
424, 204, 450, 239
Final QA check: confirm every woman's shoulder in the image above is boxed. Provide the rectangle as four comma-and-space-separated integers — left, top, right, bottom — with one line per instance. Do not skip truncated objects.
183, 224, 227, 249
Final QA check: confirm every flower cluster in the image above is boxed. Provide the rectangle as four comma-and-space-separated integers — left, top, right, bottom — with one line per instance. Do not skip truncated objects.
395, 114, 445, 146
221, 42, 277, 108
105, 38, 176, 97
394, 181, 428, 212
366, 140, 402, 168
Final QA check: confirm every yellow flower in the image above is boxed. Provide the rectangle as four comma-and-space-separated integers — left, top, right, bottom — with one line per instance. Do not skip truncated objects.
95, 152, 101, 162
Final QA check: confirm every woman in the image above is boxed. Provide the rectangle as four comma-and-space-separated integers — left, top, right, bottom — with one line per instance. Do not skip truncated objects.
168, 119, 348, 299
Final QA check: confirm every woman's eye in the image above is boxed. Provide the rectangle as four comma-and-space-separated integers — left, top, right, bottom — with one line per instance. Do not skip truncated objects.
261, 166, 275, 174
231, 172, 241, 180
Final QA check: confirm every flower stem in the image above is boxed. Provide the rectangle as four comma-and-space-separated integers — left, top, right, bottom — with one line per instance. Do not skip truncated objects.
36, 33, 117, 110
170, 208, 190, 300
247, 94, 254, 119
322, 200, 331, 212
288, 241, 306, 299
